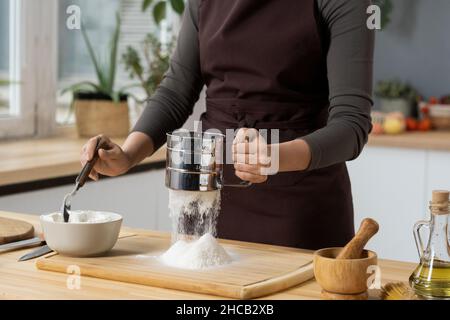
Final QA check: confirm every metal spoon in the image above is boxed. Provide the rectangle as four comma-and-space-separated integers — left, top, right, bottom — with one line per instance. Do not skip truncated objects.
62, 137, 106, 222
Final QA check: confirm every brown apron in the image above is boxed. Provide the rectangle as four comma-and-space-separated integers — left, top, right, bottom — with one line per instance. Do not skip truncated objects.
198, 0, 354, 250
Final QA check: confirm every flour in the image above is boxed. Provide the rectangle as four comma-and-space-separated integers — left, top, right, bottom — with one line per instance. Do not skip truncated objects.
160, 232, 232, 269
168, 190, 221, 242
42, 210, 113, 223
163, 189, 232, 269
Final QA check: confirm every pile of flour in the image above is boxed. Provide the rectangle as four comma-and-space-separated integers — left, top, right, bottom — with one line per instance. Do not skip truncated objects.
162, 189, 232, 269
42, 210, 112, 223
160, 232, 232, 269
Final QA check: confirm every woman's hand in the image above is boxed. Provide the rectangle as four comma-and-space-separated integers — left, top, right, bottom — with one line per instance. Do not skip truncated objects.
80, 135, 133, 181
232, 128, 275, 184
232, 128, 313, 183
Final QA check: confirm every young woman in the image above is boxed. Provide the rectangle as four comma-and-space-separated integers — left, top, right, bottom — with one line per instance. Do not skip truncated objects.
81, 0, 374, 250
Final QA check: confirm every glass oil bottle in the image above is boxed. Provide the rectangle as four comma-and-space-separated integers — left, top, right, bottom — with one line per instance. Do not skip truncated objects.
409, 190, 450, 299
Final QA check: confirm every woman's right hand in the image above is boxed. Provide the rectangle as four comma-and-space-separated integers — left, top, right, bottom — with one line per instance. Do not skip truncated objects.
80, 135, 133, 181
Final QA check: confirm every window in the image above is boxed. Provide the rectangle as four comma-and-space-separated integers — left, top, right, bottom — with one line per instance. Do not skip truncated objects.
0, 0, 10, 116
0, 0, 57, 139
0, 0, 174, 139
57, 0, 158, 125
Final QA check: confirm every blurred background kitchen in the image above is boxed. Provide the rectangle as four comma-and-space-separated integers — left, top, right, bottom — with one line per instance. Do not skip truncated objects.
1, 0, 449, 263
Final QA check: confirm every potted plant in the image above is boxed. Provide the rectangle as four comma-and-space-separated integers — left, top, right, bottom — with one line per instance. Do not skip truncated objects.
142, 0, 185, 25
373, 0, 393, 29
0, 79, 9, 110
375, 80, 419, 117
121, 32, 175, 108
0, 79, 19, 110
119, 0, 183, 108
63, 13, 131, 138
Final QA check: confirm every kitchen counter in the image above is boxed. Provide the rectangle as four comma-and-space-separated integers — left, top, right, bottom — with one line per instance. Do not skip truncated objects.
0, 211, 416, 300
0, 128, 166, 188
368, 131, 450, 152
1, 128, 450, 188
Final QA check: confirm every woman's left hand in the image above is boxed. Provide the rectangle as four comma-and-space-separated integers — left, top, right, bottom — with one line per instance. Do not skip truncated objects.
232, 128, 276, 184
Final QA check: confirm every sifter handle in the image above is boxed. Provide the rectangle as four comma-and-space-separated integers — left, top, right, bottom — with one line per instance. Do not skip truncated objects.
224, 131, 253, 188
222, 180, 252, 188
216, 167, 252, 188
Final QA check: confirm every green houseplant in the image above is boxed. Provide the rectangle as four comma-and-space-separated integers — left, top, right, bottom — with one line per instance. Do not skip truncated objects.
142, 0, 185, 25
373, 0, 393, 29
375, 80, 419, 117
121, 0, 183, 106
0, 79, 11, 86
122, 32, 175, 103
0, 79, 10, 109
62, 13, 131, 138
0, 79, 19, 109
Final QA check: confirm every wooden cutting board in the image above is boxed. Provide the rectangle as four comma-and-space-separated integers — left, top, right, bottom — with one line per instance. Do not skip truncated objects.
36, 233, 314, 299
0, 217, 35, 244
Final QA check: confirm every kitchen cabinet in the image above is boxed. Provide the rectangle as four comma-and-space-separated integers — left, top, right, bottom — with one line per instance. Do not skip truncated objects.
0, 169, 172, 232
347, 147, 427, 262
348, 146, 450, 263
426, 151, 450, 191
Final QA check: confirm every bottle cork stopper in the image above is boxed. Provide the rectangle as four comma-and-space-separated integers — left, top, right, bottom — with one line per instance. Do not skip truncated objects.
432, 190, 449, 203
430, 190, 449, 215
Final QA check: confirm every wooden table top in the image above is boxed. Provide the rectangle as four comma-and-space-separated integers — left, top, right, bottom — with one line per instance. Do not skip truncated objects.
368, 131, 450, 152
0, 128, 166, 187
0, 211, 416, 300
1, 128, 450, 188
0, 124, 450, 187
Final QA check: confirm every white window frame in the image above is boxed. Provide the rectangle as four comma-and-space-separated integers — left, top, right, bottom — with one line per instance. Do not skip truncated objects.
0, 0, 179, 140
0, 0, 57, 139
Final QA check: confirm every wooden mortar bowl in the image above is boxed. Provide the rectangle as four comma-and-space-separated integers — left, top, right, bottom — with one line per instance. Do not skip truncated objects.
314, 247, 378, 295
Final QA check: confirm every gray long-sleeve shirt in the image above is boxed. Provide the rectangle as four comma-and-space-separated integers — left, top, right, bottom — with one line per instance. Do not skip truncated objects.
133, 0, 374, 170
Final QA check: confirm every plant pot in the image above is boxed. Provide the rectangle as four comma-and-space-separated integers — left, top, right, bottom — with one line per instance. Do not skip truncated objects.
380, 98, 413, 117
74, 93, 130, 138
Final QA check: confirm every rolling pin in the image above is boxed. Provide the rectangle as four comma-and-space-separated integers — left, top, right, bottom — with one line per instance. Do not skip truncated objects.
337, 218, 379, 259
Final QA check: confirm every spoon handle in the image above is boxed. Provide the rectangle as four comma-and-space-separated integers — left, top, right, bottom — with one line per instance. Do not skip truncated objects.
76, 137, 107, 189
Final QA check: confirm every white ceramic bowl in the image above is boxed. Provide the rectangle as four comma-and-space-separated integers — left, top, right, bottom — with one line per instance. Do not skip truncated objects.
40, 211, 122, 257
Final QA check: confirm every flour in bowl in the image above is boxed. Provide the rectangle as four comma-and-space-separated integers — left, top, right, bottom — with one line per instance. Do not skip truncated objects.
160, 232, 232, 269
42, 210, 113, 223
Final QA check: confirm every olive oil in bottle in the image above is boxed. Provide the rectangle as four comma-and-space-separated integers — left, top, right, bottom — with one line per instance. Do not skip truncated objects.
410, 263, 450, 298
409, 190, 450, 299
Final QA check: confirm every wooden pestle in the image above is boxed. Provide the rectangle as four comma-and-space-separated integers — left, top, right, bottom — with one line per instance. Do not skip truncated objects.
336, 218, 379, 259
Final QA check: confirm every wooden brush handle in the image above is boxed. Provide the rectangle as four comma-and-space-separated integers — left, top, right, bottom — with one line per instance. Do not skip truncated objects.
337, 218, 379, 259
